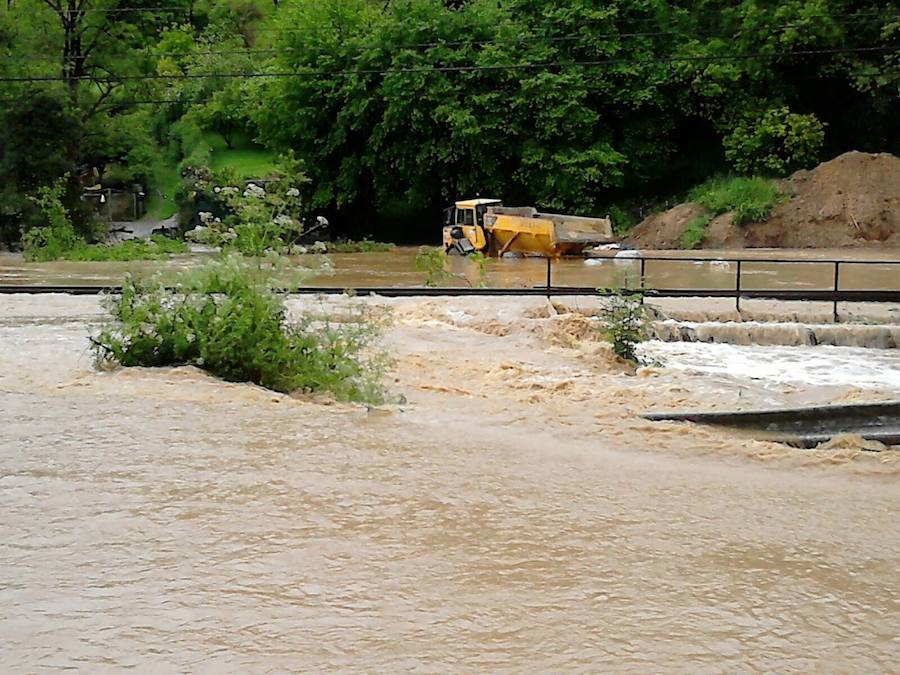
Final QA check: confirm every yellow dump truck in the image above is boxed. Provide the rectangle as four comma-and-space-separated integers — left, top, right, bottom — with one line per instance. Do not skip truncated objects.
442, 198, 614, 257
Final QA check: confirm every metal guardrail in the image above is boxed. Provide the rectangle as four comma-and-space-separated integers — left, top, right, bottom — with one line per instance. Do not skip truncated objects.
2, 255, 900, 322
545, 255, 900, 322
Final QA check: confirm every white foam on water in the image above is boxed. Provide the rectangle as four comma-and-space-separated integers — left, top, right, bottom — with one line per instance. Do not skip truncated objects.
642, 341, 900, 391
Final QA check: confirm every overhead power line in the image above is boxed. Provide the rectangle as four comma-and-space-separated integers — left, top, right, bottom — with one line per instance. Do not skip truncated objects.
2, 13, 894, 65
247, 9, 894, 33
24, 6, 889, 20
56, 5, 190, 13
2, 12, 894, 69
2, 62, 895, 107
0, 44, 896, 83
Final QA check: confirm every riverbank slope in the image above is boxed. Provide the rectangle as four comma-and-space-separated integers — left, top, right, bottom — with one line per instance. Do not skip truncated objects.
630, 151, 900, 249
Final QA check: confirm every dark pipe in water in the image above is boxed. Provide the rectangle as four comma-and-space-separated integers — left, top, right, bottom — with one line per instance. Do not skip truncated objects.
643, 401, 900, 449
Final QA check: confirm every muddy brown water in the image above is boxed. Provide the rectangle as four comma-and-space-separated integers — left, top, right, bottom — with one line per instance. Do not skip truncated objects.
2, 259, 900, 671
3, 247, 900, 290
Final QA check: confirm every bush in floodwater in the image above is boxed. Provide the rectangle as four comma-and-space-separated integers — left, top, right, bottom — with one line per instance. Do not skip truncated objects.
597, 288, 647, 363
91, 254, 390, 403
468, 251, 492, 287
415, 247, 491, 287
325, 239, 395, 253
415, 246, 448, 287
65, 235, 189, 261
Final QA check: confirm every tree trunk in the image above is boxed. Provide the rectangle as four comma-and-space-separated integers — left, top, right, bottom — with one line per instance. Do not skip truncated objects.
60, 0, 85, 105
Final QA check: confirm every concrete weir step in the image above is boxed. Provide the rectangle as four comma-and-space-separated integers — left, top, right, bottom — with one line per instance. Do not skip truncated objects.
644, 401, 900, 449
648, 320, 900, 349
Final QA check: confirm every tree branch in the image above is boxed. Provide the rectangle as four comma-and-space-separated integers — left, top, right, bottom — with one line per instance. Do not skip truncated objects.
39, 0, 63, 14
84, 80, 121, 119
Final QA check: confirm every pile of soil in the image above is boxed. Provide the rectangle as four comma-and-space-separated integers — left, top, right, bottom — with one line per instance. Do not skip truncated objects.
629, 151, 900, 249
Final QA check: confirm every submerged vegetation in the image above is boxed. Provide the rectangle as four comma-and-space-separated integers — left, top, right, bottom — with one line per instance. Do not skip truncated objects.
416, 247, 449, 287
92, 254, 390, 403
324, 240, 395, 254
63, 236, 188, 261
597, 289, 648, 364
415, 247, 491, 287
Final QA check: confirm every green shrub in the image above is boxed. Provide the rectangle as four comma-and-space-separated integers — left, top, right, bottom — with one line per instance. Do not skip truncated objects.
22, 179, 81, 261
724, 107, 825, 175
92, 254, 390, 403
22, 178, 186, 262
171, 119, 213, 175
415, 247, 448, 287
597, 289, 647, 363
64, 235, 189, 261
468, 250, 492, 287
687, 176, 783, 225
325, 240, 395, 253
680, 214, 711, 250
607, 204, 636, 235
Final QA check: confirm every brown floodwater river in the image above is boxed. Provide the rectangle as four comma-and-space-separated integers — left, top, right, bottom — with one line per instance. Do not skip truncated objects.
3, 247, 900, 290
1, 255, 900, 671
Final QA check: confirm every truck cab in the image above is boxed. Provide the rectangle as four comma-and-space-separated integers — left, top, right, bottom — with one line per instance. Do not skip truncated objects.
442, 198, 502, 254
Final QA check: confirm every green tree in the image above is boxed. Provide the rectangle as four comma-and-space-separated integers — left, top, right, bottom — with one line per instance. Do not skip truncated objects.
191, 83, 252, 148
723, 106, 825, 174
0, 92, 82, 244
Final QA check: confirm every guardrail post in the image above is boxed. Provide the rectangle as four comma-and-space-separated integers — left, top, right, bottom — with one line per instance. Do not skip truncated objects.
546, 256, 551, 296
735, 260, 742, 313
639, 257, 646, 305
833, 261, 840, 323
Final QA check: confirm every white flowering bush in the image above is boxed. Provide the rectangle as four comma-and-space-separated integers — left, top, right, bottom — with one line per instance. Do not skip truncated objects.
183, 154, 314, 256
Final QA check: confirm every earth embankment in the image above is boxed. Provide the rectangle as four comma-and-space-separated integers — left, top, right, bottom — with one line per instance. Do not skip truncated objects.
629, 151, 900, 249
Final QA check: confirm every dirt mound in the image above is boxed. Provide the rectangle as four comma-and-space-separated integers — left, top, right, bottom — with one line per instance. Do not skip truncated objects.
630, 151, 900, 249
748, 151, 900, 247
629, 202, 706, 249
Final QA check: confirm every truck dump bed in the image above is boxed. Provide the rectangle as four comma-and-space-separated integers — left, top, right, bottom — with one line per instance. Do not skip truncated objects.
540, 213, 614, 243
484, 206, 613, 256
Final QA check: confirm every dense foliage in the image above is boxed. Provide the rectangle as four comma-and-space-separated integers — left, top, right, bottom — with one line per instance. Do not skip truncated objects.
21, 178, 187, 260
255, 0, 898, 235
687, 176, 784, 225
92, 254, 390, 402
1, 0, 897, 243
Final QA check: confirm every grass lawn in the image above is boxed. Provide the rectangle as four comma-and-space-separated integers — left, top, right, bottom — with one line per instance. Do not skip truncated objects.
145, 133, 276, 222
206, 132, 276, 178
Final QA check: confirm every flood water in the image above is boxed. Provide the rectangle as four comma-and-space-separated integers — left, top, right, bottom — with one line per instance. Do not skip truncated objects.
2, 263, 900, 670
3, 247, 900, 291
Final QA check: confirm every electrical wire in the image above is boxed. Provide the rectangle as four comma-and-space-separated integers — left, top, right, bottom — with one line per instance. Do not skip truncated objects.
2, 13, 893, 65
0, 44, 895, 83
